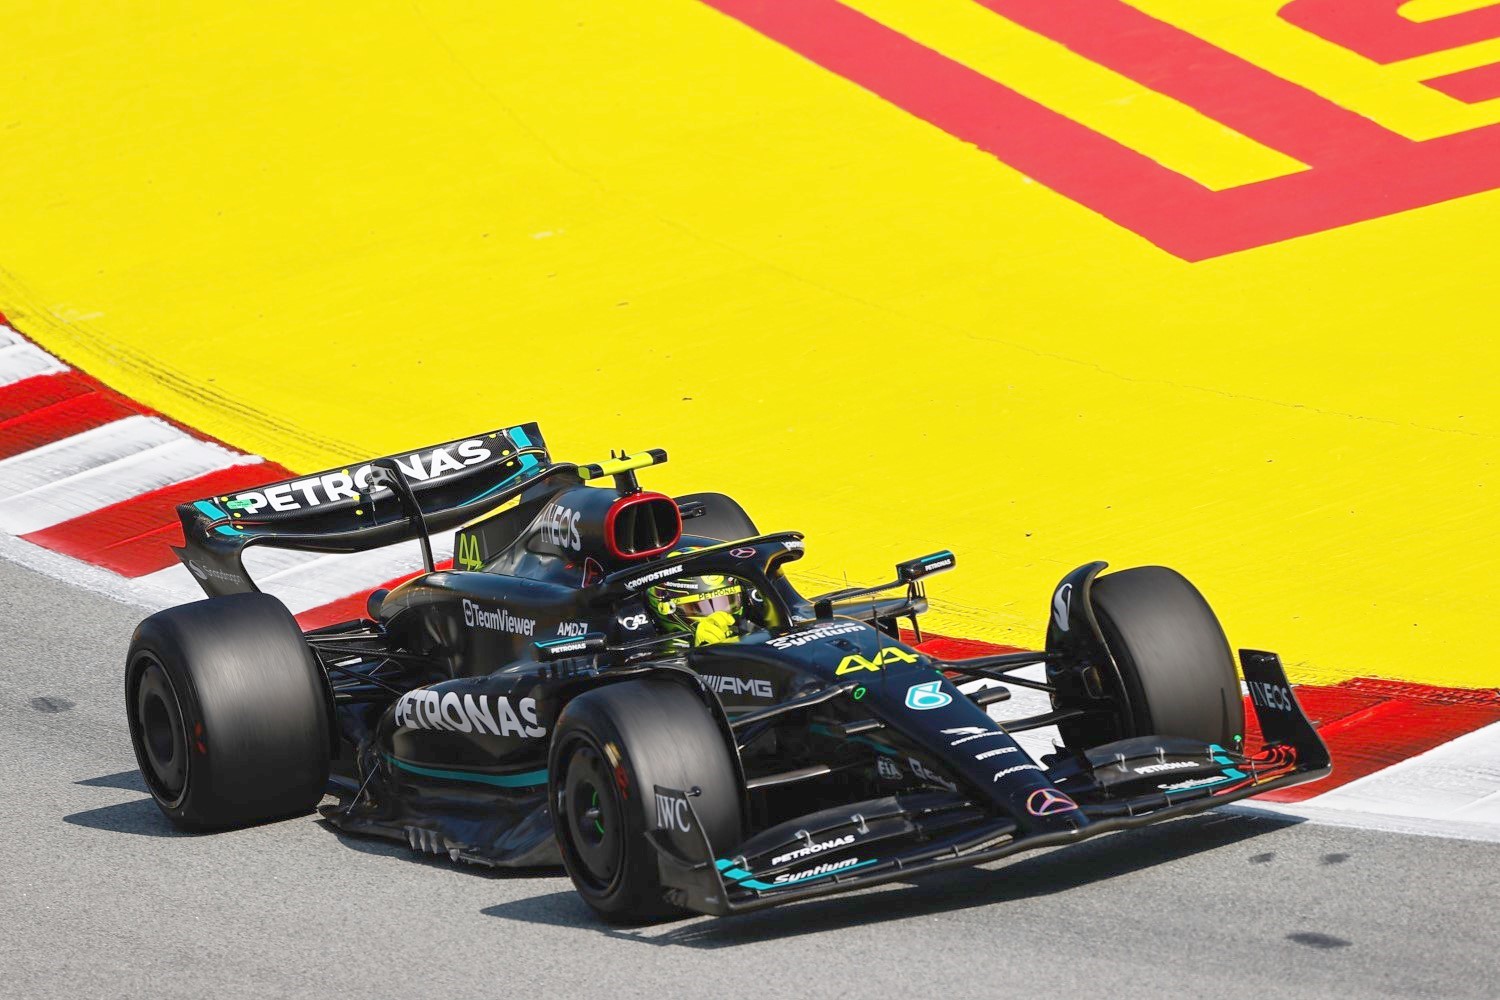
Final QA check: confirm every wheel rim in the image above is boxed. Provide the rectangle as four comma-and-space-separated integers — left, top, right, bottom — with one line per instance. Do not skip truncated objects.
131, 655, 189, 808
559, 739, 623, 892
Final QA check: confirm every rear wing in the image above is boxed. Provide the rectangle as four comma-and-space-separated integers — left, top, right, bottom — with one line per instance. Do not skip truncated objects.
172, 423, 570, 596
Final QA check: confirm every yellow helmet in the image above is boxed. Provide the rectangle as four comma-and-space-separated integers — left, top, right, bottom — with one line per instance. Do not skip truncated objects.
645, 550, 744, 635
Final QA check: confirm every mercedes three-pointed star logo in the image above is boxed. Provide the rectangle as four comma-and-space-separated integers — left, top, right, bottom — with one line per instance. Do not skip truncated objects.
1026, 788, 1079, 817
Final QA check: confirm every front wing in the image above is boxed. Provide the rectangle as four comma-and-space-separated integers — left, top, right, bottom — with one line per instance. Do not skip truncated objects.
652, 649, 1330, 916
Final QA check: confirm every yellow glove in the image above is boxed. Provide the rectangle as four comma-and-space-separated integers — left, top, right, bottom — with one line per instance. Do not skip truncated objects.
693, 610, 740, 647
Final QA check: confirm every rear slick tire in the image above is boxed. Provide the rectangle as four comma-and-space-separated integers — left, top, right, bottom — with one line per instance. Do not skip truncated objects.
125, 592, 331, 831
1090, 566, 1244, 748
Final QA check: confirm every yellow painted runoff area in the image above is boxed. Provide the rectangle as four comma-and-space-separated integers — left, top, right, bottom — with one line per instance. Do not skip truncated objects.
0, 1, 1495, 688
1133, 1, 1500, 138
839, 0, 1306, 189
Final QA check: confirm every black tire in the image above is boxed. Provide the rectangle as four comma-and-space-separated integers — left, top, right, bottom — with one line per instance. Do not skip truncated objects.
125, 592, 331, 831
1090, 566, 1244, 747
675, 492, 758, 543
548, 679, 742, 924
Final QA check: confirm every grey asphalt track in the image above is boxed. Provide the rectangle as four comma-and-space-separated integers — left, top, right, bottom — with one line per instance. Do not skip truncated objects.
3, 555, 1497, 1000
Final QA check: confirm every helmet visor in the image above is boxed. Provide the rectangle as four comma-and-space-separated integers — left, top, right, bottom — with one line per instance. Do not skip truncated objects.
674, 590, 742, 621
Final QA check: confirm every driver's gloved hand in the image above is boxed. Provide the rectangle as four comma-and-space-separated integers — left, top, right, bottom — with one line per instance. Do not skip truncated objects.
693, 610, 740, 647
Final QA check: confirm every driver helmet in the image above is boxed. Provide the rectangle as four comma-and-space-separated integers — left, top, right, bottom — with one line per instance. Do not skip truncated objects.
645, 550, 744, 636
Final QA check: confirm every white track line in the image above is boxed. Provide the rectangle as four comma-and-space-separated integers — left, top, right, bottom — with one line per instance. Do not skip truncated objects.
0, 530, 179, 610
255, 537, 454, 613
0, 522, 444, 619
0, 416, 185, 498
129, 538, 328, 596
959, 665, 1063, 761
0, 437, 255, 534
129, 561, 224, 606
0, 329, 69, 385
131, 538, 452, 614
240, 547, 329, 579
1232, 801, 1500, 844
1299, 720, 1500, 824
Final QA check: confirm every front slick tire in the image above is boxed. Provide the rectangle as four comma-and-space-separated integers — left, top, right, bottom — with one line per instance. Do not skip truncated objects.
548, 679, 741, 925
125, 592, 331, 831
1090, 566, 1244, 747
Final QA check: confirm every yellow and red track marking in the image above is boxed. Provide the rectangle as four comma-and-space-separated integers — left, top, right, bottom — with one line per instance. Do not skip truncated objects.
2, 315, 1498, 827
702, 0, 1500, 259
0, 2, 1495, 694
0, 314, 286, 571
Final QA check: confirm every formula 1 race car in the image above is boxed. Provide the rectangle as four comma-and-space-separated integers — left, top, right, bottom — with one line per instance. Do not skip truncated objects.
124, 423, 1330, 921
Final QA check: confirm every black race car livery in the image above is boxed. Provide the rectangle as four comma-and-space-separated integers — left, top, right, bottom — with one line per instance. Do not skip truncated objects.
125, 423, 1330, 920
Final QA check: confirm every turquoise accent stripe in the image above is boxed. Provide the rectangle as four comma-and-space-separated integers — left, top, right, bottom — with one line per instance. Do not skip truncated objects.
461, 450, 543, 506
1207, 744, 1248, 779
385, 754, 547, 788
715, 857, 878, 892
715, 860, 756, 881
194, 499, 228, 520
194, 499, 244, 536
458, 426, 544, 505
921, 550, 954, 563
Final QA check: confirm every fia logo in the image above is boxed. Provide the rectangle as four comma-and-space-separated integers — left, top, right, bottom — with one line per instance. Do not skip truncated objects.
904, 680, 952, 711
907, 757, 956, 791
